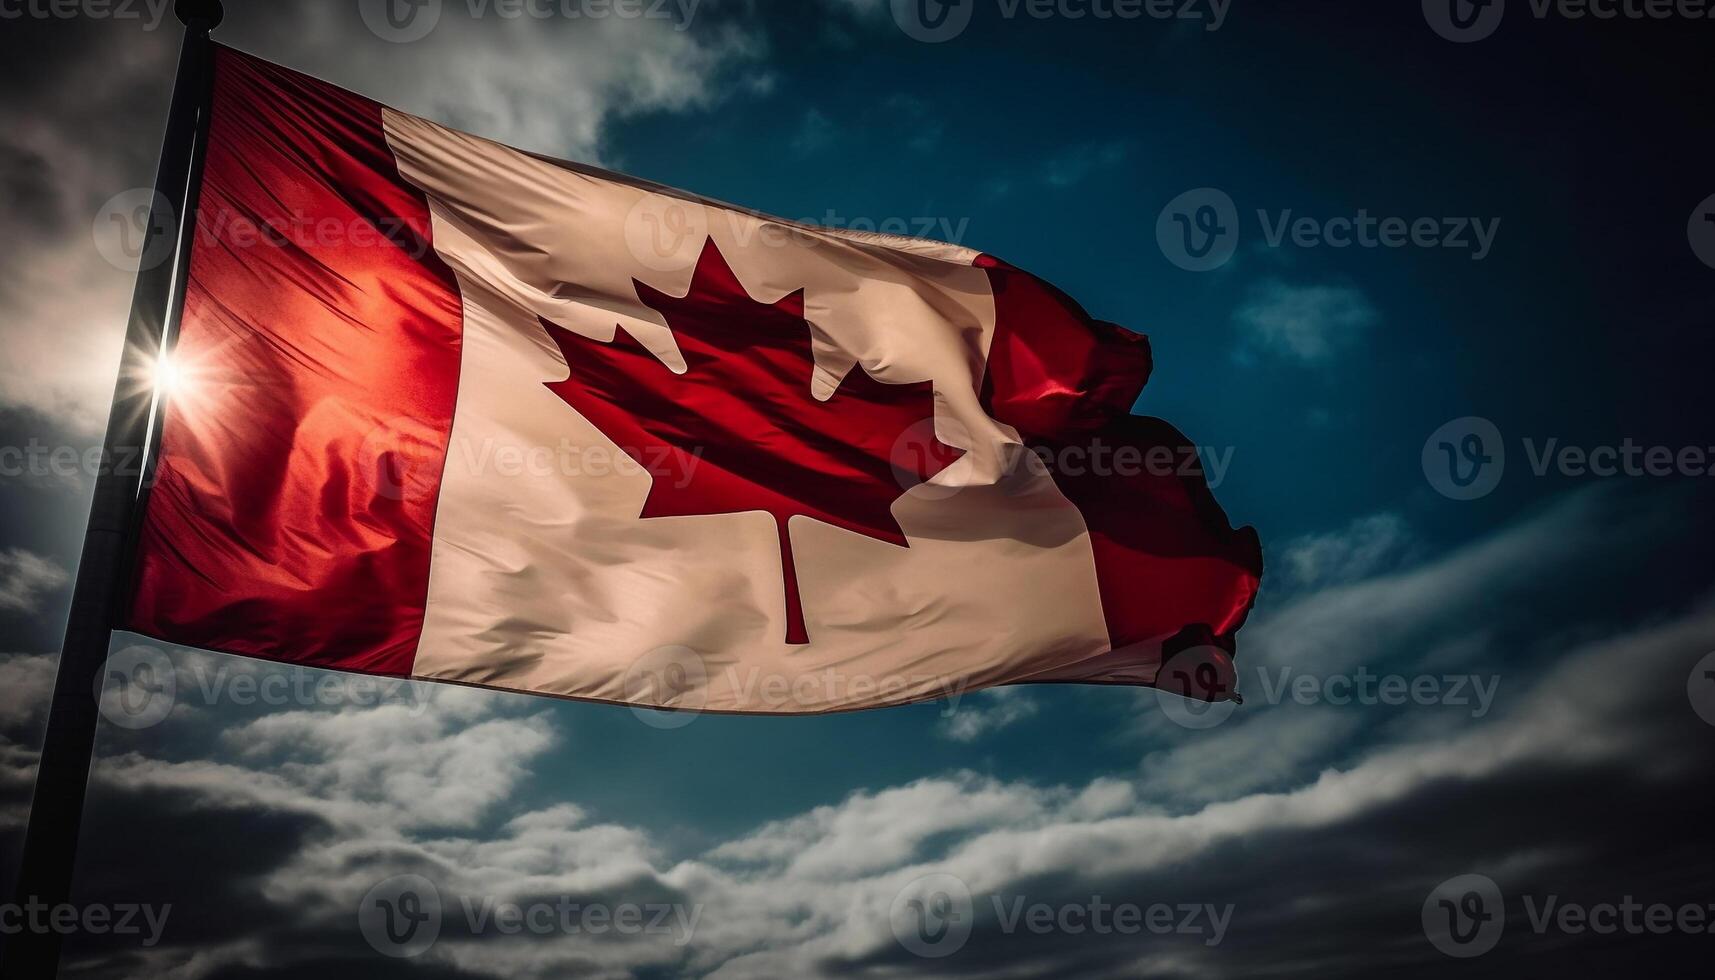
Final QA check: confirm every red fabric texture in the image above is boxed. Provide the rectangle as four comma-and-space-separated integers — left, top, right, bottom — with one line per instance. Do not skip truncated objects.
1040, 416, 1262, 650
975, 254, 1154, 440
126, 46, 464, 675
977, 256, 1262, 656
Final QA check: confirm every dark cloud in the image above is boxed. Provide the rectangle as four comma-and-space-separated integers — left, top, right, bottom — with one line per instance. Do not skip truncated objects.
203, 960, 482, 980
0, 144, 65, 233
63, 784, 334, 964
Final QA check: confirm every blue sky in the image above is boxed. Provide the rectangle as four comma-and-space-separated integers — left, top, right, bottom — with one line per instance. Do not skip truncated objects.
1, 1, 1713, 976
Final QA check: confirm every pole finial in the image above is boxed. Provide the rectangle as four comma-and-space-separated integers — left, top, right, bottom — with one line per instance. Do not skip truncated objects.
175, 0, 224, 29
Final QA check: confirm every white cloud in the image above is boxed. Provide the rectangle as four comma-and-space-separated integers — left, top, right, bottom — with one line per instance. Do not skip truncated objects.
709, 775, 1054, 881
1275, 513, 1414, 592
227, 705, 554, 832
937, 687, 1039, 742
224, 8, 765, 163
0, 651, 55, 732
106, 685, 553, 836
818, 0, 890, 20
0, 547, 68, 613
1136, 707, 1362, 805
1244, 490, 1639, 675
1233, 278, 1377, 364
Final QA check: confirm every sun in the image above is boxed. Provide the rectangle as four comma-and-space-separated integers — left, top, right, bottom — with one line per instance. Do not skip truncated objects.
150, 353, 189, 398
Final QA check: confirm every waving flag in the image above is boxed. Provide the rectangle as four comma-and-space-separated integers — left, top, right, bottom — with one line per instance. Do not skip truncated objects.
126, 46, 1262, 714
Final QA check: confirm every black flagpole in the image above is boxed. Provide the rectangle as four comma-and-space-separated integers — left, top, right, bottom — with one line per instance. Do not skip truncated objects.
1, 2, 223, 977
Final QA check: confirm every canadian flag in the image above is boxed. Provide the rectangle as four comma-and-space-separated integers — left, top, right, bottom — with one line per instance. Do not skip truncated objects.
125, 47, 1262, 715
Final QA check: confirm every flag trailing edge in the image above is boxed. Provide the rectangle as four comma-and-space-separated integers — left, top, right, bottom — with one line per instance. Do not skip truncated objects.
124, 45, 1263, 715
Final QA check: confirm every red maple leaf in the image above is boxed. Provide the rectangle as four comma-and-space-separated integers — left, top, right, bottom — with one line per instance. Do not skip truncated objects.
544, 238, 963, 644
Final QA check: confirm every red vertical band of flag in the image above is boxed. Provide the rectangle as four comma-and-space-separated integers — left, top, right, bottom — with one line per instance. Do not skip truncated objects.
126, 48, 465, 676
